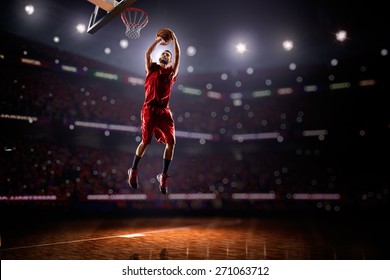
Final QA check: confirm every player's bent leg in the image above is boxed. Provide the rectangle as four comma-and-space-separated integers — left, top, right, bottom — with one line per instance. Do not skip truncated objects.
128, 142, 149, 190
157, 143, 175, 194
136, 141, 149, 157
163, 143, 175, 160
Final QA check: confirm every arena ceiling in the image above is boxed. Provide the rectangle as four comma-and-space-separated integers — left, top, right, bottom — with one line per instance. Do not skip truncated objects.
1, 0, 388, 77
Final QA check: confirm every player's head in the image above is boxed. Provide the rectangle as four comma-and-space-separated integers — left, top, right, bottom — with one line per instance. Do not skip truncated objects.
159, 50, 172, 65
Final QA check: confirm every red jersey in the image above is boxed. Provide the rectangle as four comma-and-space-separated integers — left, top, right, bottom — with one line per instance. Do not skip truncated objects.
144, 63, 176, 108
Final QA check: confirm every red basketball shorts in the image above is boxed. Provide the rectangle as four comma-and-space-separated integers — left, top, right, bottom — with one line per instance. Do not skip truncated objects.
141, 104, 176, 145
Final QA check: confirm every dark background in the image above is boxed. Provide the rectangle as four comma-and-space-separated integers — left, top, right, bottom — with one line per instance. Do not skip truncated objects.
0, 0, 389, 220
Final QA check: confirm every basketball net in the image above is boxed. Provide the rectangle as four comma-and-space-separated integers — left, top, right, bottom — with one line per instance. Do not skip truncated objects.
120, 7, 149, 39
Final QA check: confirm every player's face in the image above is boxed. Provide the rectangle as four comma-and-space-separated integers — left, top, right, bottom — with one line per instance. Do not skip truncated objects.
159, 51, 172, 65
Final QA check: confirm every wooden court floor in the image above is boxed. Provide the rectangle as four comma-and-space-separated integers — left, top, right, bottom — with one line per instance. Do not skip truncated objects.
1, 215, 389, 260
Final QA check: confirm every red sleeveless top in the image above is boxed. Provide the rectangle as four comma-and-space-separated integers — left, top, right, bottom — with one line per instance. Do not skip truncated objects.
144, 63, 176, 108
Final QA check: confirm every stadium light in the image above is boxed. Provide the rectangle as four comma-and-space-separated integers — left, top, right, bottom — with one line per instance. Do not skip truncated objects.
235, 43, 247, 54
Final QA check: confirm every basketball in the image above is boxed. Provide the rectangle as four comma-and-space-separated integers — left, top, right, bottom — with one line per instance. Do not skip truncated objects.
156, 28, 173, 45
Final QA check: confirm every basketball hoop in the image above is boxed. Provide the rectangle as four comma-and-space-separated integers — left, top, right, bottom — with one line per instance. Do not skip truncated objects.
120, 7, 149, 39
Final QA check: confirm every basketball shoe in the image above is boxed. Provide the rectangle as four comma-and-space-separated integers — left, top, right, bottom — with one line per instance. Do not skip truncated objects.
156, 173, 169, 194
128, 168, 138, 189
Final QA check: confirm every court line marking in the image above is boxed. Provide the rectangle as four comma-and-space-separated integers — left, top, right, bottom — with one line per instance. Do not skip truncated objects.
1, 219, 241, 251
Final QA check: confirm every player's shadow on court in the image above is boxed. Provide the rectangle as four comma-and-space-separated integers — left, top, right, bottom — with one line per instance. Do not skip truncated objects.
130, 248, 169, 260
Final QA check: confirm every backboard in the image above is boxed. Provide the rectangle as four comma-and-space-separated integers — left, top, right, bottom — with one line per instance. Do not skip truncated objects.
87, 0, 138, 34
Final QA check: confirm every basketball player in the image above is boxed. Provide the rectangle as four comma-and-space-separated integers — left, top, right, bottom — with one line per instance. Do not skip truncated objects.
128, 29, 180, 194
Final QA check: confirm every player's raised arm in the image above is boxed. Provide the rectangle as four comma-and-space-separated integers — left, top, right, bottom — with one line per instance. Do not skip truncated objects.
170, 31, 180, 79
145, 37, 163, 74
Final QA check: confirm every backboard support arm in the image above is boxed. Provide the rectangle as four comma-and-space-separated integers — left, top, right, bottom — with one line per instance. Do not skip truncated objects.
87, 0, 137, 34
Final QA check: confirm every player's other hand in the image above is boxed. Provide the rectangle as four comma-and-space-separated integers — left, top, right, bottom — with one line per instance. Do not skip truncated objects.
169, 30, 177, 42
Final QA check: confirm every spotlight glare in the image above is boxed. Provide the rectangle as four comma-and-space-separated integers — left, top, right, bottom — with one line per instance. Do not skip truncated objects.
186, 46, 197, 56
119, 39, 129, 49
246, 67, 254, 75
336, 30, 347, 42
289, 63, 297, 70
235, 43, 247, 54
76, 24, 86, 33
221, 73, 228, 80
283, 40, 293, 51
25, 5, 35, 15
